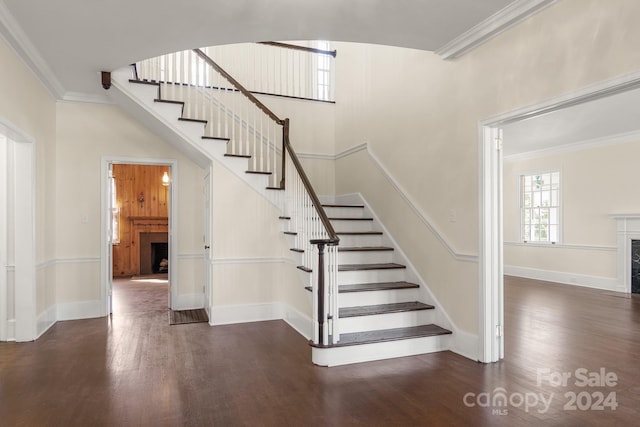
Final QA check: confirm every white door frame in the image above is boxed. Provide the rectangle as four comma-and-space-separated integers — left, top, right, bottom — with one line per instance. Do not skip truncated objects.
0, 118, 36, 342
478, 70, 640, 363
101, 156, 179, 314
203, 166, 214, 319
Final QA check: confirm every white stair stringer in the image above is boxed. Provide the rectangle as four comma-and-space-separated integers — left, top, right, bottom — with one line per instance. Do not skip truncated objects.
279, 195, 456, 366
108, 67, 284, 210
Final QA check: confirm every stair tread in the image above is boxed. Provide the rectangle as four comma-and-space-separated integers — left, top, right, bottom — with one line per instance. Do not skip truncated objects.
311, 324, 451, 348
304, 281, 420, 293
322, 204, 364, 208
266, 186, 284, 190
224, 153, 251, 158
279, 216, 291, 220
340, 281, 420, 292
154, 98, 184, 105
179, 117, 207, 123
246, 170, 272, 175
290, 248, 304, 253
340, 301, 434, 318
328, 217, 373, 221
202, 135, 231, 141
283, 231, 297, 236
339, 263, 405, 271
338, 246, 394, 252
336, 231, 383, 235
129, 79, 160, 86
297, 266, 312, 273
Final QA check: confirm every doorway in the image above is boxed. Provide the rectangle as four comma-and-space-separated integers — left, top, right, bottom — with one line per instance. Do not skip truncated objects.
479, 71, 640, 363
0, 119, 36, 342
101, 158, 178, 316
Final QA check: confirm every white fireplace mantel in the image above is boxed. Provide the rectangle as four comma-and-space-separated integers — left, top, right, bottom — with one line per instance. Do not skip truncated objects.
612, 214, 640, 293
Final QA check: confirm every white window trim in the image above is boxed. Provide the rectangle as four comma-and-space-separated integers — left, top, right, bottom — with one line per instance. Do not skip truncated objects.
518, 168, 562, 245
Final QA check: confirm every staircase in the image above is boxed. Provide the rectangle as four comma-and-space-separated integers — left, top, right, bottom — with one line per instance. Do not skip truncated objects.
107, 46, 453, 366
283, 199, 452, 366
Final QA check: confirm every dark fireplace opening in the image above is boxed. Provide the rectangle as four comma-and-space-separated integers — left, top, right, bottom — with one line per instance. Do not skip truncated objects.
151, 242, 168, 274
139, 232, 168, 275
632, 240, 640, 294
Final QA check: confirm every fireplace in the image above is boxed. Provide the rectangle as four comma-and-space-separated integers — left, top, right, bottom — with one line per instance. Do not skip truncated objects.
139, 232, 168, 275
614, 215, 640, 293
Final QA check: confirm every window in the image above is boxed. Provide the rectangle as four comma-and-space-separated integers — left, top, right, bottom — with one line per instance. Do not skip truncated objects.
520, 171, 560, 243
315, 41, 331, 101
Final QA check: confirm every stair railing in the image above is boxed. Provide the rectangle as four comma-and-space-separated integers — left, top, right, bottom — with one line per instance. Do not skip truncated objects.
200, 41, 336, 102
135, 47, 340, 345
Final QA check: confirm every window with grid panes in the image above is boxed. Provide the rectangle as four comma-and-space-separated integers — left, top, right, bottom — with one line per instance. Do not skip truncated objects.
316, 41, 331, 101
520, 172, 560, 243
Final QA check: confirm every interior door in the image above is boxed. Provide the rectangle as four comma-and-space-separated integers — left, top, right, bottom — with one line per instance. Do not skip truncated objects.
203, 171, 212, 315
106, 164, 114, 314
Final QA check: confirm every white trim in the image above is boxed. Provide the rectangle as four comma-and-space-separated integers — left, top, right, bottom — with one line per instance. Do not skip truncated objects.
6, 319, 15, 341
335, 143, 478, 262
505, 265, 623, 293
436, 0, 558, 59
173, 292, 205, 310
212, 256, 294, 265
177, 253, 205, 260
36, 304, 56, 338
209, 302, 284, 326
62, 91, 112, 105
505, 129, 640, 161
296, 152, 335, 161
101, 156, 179, 315
57, 299, 104, 321
282, 304, 312, 339
487, 70, 640, 126
504, 241, 616, 252
335, 143, 368, 159
0, 1, 66, 98
449, 329, 480, 361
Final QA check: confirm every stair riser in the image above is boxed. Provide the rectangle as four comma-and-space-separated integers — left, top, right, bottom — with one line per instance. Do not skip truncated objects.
338, 251, 394, 265
336, 234, 383, 247
339, 289, 420, 307
311, 334, 451, 366
338, 269, 406, 285
323, 207, 365, 219
338, 310, 435, 334
330, 220, 373, 232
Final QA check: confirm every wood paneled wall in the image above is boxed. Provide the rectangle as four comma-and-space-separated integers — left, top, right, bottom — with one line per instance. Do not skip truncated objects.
112, 164, 169, 277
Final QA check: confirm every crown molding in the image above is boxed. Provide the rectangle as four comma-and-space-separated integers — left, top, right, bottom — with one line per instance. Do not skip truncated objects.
62, 91, 113, 105
436, 0, 557, 60
0, 0, 66, 99
504, 129, 640, 162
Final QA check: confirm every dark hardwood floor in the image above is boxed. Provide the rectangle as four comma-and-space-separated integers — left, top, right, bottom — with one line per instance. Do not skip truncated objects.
1, 276, 639, 426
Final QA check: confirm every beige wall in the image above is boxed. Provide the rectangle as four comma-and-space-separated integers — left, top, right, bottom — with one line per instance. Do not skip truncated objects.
55, 101, 206, 305
504, 139, 640, 287
0, 36, 57, 321
333, 0, 640, 334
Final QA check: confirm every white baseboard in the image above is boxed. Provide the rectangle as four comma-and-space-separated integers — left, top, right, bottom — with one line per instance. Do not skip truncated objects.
282, 304, 312, 340
173, 293, 204, 310
450, 328, 479, 361
57, 299, 104, 321
209, 302, 283, 326
505, 265, 624, 293
6, 319, 15, 341
209, 301, 313, 339
36, 304, 56, 338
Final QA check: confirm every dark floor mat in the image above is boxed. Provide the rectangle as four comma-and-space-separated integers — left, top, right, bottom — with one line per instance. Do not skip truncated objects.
169, 309, 209, 325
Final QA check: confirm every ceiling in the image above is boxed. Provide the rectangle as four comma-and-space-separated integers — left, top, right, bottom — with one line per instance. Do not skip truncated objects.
0, 0, 528, 97
502, 86, 640, 158
4, 0, 636, 156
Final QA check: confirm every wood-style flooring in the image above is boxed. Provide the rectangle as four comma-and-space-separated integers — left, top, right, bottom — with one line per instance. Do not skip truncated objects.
1, 276, 639, 426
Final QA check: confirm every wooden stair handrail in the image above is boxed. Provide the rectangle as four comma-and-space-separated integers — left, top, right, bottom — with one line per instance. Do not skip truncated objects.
192, 48, 283, 125
257, 41, 337, 58
282, 119, 339, 245
193, 48, 338, 245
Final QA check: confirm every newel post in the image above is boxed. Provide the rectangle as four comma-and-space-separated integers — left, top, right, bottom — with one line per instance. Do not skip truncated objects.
315, 241, 326, 345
